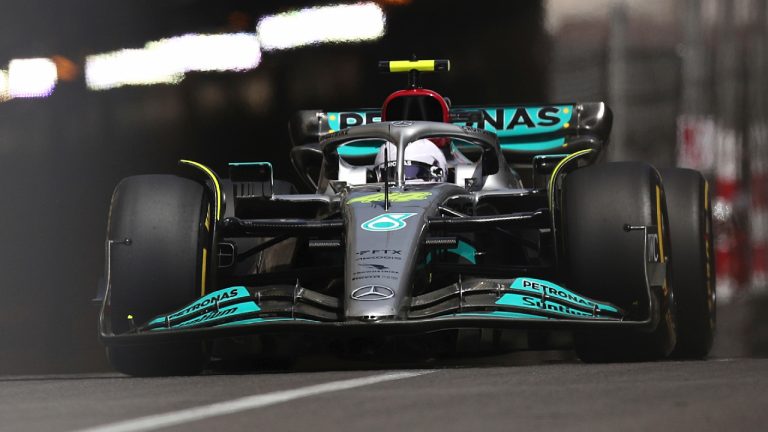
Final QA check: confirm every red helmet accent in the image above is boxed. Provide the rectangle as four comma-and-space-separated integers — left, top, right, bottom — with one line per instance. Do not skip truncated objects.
381, 88, 450, 123
382, 88, 450, 147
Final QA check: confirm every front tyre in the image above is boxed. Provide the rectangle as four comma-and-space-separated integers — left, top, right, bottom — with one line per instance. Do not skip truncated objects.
659, 168, 716, 358
562, 162, 676, 362
106, 175, 212, 376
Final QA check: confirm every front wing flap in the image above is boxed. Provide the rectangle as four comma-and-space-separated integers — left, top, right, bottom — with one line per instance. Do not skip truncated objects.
100, 277, 644, 346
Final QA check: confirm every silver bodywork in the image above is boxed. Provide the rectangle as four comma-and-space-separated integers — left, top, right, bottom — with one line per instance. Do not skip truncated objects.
322, 122, 519, 320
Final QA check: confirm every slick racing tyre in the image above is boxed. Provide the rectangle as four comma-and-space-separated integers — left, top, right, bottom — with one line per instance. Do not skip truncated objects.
659, 168, 716, 358
562, 162, 677, 362
106, 175, 211, 376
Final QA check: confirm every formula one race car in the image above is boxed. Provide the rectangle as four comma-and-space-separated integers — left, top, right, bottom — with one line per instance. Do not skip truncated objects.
97, 59, 716, 376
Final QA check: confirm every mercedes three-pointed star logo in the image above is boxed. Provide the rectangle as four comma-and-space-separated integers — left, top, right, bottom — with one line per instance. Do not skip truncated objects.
350, 285, 395, 301
392, 120, 414, 127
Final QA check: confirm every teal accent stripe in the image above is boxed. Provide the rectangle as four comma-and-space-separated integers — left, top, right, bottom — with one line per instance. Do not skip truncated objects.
500, 138, 566, 152
228, 162, 273, 167
426, 240, 477, 265
450, 311, 547, 320
338, 145, 381, 157
215, 317, 319, 327
448, 240, 477, 264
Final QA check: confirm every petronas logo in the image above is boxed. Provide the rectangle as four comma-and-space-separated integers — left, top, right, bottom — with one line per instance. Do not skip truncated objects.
361, 213, 417, 232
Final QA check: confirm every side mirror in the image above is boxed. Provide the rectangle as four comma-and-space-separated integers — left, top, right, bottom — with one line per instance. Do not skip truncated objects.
290, 145, 324, 192
482, 147, 499, 176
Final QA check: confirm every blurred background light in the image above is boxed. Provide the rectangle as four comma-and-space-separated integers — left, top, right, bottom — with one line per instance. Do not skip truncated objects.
257, 2, 386, 51
85, 48, 184, 90
85, 33, 261, 91
8, 58, 58, 98
51, 55, 80, 82
147, 33, 261, 73
0, 70, 9, 101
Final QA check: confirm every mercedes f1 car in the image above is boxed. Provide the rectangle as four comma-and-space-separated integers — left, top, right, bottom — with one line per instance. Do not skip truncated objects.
97, 59, 716, 376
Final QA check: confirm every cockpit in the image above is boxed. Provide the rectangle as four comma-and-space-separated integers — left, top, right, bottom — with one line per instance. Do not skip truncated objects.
336, 136, 484, 187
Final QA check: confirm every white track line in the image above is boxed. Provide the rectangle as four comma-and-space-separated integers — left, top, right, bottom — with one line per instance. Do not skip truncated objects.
73, 370, 433, 432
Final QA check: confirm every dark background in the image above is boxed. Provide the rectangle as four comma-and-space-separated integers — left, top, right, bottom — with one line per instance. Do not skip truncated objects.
2, 0, 766, 374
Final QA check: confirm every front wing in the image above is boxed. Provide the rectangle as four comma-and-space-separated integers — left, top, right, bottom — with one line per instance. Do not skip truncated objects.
100, 275, 660, 347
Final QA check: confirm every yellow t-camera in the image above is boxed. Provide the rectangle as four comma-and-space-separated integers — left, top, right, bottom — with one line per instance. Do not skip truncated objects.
378, 59, 450, 73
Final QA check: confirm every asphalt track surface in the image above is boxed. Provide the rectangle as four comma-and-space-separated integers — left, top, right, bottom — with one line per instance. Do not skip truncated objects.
2, 354, 767, 432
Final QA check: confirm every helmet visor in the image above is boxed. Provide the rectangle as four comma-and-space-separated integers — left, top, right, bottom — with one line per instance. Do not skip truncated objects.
376, 160, 443, 182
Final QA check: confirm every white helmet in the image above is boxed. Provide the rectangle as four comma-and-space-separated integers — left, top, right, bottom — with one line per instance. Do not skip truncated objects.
374, 139, 448, 182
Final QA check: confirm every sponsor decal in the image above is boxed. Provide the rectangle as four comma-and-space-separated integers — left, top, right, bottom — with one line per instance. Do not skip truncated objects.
356, 249, 402, 256
325, 106, 572, 138
460, 125, 494, 137
648, 233, 660, 263
361, 213, 416, 232
352, 263, 399, 281
458, 106, 572, 137
176, 301, 260, 328
151, 301, 261, 330
327, 111, 381, 131
149, 286, 250, 326
325, 128, 349, 139
350, 285, 395, 301
359, 263, 389, 270
495, 293, 595, 318
355, 249, 403, 262
509, 278, 619, 313
348, 192, 432, 204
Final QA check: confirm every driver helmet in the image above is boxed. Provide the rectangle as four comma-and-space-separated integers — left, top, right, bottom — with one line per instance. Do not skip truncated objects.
374, 139, 447, 183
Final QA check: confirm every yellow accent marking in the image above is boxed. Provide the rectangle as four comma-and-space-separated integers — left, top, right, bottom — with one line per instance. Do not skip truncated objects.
348, 191, 432, 204
562, 143, 568, 148
704, 180, 709, 211
547, 149, 594, 211
205, 204, 211, 232
329, 115, 337, 121
180, 160, 222, 221
563, 108, 570, 114
329, 129, 335, 133
201, 248, 208, 297
127, 314, 133, 320
564, 122, 570, 129
389, 60, 435, 72
704, 179, 711, 278
656, 185, 665, 263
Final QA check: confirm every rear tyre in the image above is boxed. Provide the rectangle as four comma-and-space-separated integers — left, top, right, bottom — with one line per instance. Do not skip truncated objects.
562, 162, 676, 362
659, 168, 716, 358
106, 175, 211, 376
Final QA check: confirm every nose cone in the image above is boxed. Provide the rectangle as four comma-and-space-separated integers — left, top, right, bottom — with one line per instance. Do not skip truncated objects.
344, 205, 424, 319
342, 184, 467, 321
